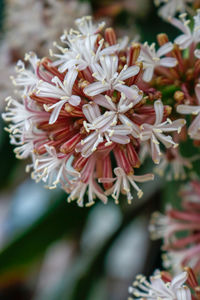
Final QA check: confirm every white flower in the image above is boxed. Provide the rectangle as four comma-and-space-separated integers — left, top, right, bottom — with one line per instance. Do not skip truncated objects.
52, 35, 119, 73
32, 145, 79, 189
2, 96, 49, 134
163, 247, 200, 275
170, 11, 200, 49
149, 211, 172, 241
76, 101, 132, 157
67, 157, 107, 207
11, 52, 40, 94
11, 128, 47, 160
140, 100, 186, 164
94, 91, 142, 138
129, 271, 191, 300
67, 177, 107, 207
139, 42, 177, 82
37, 69, 81, 124
155, 0, 194, 19
153, 148, 194, 180
99, 167, 154, 204
84, 55, 140, 98
75, 16, 105, 36
177, 84, 200, 140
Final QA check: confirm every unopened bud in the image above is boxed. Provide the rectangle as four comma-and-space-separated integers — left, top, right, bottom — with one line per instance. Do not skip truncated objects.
65, 103, 75, 113
174, 91, 185, 103
105, 28, 117, 45
128, 43, 141, 65
165, 105, 172, 116
157, 33, 169, 46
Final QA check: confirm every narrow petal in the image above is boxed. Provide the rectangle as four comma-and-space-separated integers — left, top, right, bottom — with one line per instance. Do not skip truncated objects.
119, 65, 140, 81
160, 57, 177, 67
176, 287, 192, 300
84, 82, 109, 96
175, 35, 192, 49
154, 100, 164, 125
157, 42, 173, 57
143, 66, 154, 82
64, 68, 78, 95
110, 135, 130, 144
49, 99, 67, 124
115, 84, 140, 100
171, 272, 188, 289
170, 18, 190, 35
100, 44, 119, 55
177, 105, 200, 115
83, 102, 101, 123
132, 173, 154, 182
94, 94, 116, 110
188, 113, 200, 138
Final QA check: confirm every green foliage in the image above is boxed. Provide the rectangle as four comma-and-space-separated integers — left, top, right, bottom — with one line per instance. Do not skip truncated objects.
0, 196, 89, 284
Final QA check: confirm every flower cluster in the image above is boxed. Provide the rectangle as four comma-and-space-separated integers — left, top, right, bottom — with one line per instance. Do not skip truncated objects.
138, 11, 200, 179
149, 181, 200, 275
4, 15, 196, 207
129, 267, 200, 300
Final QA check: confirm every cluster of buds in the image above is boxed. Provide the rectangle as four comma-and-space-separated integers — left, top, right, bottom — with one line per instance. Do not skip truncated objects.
149, 181, 200, 275
6, 13, 200, 207
129, 267, 200, 300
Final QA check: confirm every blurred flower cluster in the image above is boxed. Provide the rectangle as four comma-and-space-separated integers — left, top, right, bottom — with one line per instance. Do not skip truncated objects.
0, 0, 90, 103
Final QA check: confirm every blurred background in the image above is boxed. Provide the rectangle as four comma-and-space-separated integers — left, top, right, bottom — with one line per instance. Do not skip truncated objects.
0, 1, 183, 299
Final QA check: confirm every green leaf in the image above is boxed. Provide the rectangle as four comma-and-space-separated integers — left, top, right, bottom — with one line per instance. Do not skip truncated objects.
162, 180, 183, 211
0, 195, 89, 284
0, 121, 19, 190
35, 192, 160, 300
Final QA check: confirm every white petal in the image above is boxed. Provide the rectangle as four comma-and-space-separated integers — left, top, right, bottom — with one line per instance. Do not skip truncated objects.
83, 102, 101, 122
143, 66, 154, 82
160, 57, 177, 67
171, 272, 188, 289
157, 42, 173, 57
132, 173, 154, 182
115, 84, 140, 100
160, 119, 186, 132
110, 135, 130, 144
119, 65, 140, 81
94, 94, 116, 110
177, 105, 200, 115
154, 100, 164, 125
100, 44, 119, 55
188, 113, 200, 137
176, 287, 192, 300
64, 68, 78, 95
84, 82, 109, 96
175, 35, 192, 49
170, 18, 190, 35
68, 95, 81, 106
49, 99, 67, 124
194, 49, 200, 59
